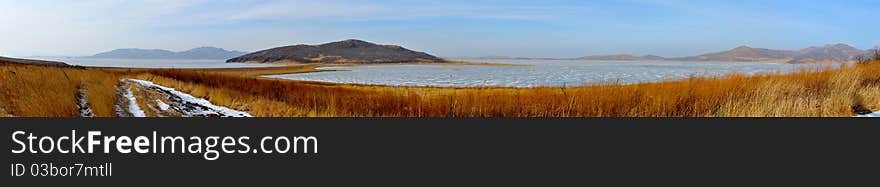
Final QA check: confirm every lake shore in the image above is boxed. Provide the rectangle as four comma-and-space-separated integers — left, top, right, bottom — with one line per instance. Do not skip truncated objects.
3, 58, 878, 117
182, 60, 528, 77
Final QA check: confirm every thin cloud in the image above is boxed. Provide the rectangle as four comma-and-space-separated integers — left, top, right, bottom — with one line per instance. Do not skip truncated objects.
224, 0, 592, 22
0, 0, 876, 57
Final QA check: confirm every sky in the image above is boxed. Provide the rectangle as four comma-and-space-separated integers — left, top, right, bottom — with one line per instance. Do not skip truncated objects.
0, 0, 878, 58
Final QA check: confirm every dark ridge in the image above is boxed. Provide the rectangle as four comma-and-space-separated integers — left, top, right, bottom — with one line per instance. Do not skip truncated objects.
226, 39, 444, 64
0, 56, 69, 67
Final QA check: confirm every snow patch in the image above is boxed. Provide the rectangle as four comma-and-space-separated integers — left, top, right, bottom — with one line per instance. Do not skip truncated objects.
126, 79, 251, 117
119, 82, 146, 117
857, 110, 880, 117
77, 88, 95, 117
156, 99, 171, 111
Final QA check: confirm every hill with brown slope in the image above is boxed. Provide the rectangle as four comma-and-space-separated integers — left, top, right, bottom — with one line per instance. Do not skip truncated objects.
469, 44, 867, 64
671, 46, 797, 62
0, 56, 68, 66
671, 44, 867, 63
788, 44, 866, 63
227, 39, 444, 64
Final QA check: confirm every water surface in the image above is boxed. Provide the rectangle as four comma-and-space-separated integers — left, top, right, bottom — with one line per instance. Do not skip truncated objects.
265, 60, 828, 87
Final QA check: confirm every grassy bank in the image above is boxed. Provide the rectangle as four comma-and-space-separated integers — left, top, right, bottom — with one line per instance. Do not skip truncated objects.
2, 58, 879, 117
0, 64, 122, 116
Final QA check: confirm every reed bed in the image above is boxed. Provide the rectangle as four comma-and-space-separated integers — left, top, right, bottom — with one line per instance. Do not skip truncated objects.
139, 61, 880, 117
2, 57, 879, 117
0, 64, 122, 117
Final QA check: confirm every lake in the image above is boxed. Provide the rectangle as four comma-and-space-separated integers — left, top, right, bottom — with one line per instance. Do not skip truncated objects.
264, 60, 830, 87
38, 58, 278, 68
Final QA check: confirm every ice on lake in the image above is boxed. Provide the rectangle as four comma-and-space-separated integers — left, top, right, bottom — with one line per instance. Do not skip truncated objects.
264, 60, 830, 87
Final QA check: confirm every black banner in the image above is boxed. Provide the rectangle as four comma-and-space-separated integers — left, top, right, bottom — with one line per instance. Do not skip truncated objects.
3, 118, 879, 185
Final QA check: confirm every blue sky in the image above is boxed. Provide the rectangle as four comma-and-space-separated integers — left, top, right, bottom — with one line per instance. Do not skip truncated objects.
0, 0, 877, 57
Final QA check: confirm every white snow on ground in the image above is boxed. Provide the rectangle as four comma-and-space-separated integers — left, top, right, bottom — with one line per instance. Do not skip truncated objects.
77, 88, 95, 117
126, 79, 252, 117
857, 110, 880, 117
156, 99, 171, 111
119, 82, 147, 117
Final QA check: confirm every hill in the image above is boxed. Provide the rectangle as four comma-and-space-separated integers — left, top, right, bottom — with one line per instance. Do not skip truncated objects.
0, 56, 68, 66
468, 44, 867, 64
91, 47, 246, 59
671, 46, 798, 62
671, 44, 866, 63
789, 44, 866, 63
226, 39, 444, 64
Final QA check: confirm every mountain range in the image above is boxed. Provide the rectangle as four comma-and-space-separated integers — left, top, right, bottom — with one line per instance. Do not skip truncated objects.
226, 39, 444, 64
88, 42, 867, 64
470, 44, 868, 64
90, 47, 246, 59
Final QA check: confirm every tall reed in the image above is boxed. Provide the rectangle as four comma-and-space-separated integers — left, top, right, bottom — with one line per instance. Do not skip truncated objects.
3, 58, 879, 117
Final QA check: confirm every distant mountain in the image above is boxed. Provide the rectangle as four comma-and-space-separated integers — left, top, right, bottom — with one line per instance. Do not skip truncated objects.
90, 47, 246, 59
227, 39, 444, 64
176, 47, 248, 59
92, 49, 176, 59
671, 46, 798, 62
789, 44, 866, 64
670, 44, 867, 63
466, 44, 866, 64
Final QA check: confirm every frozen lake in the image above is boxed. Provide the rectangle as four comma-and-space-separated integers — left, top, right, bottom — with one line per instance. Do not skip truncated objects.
265, 60, 829, 87
37, 58, 277, 68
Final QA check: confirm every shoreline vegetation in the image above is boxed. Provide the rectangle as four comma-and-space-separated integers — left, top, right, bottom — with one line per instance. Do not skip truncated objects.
2, 49, 879, 117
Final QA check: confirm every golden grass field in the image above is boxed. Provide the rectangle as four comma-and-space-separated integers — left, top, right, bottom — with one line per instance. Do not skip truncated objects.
1, 57, 879, 117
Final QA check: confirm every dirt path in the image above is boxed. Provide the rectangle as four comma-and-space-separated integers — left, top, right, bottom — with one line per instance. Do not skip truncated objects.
76, 88, 95, 117
115, 80, 146, 117
114, 79, 251, 117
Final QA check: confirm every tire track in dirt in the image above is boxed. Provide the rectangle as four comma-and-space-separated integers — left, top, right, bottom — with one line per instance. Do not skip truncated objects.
76, 87, 95, 117
115, 80, 146, 117
115, 79, 251, 117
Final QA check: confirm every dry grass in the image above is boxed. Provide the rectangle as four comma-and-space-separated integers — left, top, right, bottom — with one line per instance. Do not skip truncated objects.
2, 59, 880, 117
0, 64, 122, 117
138, 62, 880, 117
